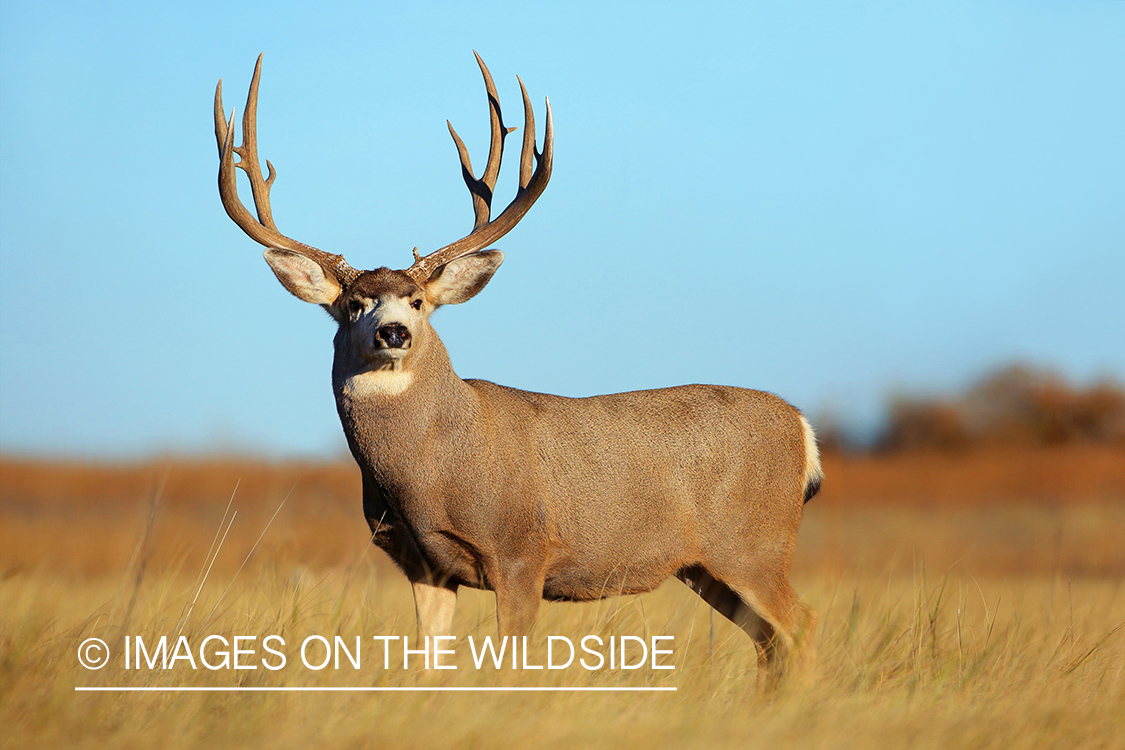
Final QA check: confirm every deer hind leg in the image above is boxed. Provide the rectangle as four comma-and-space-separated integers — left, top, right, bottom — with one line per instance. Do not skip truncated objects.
726, 576, 817, 690
677, 566, 771, 678
677, 566, 816, 690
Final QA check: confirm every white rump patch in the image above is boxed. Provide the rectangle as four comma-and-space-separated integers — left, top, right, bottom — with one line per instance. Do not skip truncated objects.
799, 414, 823, 488
343, 369, 415, 399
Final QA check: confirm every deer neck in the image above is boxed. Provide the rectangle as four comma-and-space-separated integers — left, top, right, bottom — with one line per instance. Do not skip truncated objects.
331, 324, 477, 470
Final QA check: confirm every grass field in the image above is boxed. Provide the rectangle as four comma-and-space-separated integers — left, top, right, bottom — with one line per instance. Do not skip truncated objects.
1, 447, 1123, 749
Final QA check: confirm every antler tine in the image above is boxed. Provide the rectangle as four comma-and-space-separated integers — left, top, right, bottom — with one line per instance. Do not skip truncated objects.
214, 79, 229, 157
517, 76, 536, 190
447, 52, 516, 233
406, 56, 553, 285
237, 55, 278, 231
215, 54, 360, 286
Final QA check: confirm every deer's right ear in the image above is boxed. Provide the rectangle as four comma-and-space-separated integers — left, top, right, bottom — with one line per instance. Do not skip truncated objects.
263, 249, 343, 306
424, 249, 504, 306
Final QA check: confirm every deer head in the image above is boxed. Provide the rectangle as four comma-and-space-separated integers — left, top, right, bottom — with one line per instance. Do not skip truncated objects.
214, 53, 553, 375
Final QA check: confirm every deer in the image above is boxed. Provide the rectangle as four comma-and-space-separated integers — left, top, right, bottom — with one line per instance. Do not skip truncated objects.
214, 53, 822, 686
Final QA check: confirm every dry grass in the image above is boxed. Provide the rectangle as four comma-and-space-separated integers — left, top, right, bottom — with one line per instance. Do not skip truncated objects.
1, 448, 1124, 749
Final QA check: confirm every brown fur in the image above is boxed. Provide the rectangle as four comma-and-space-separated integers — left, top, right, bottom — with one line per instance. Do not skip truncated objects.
324, 267, 819, 686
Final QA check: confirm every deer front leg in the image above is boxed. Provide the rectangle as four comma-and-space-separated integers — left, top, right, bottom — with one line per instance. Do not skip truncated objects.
410, 577, 458, 638
492, 560, 545, 637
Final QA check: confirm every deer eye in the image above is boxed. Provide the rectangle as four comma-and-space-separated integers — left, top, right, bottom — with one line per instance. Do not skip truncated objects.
411, 299, 423, 310
348, 300, 363, 314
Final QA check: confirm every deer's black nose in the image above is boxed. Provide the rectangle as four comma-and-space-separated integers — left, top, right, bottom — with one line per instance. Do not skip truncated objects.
376, 323, 411, 349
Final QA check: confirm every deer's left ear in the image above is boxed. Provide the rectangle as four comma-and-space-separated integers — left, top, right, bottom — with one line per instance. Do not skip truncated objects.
424, 249, 504, 306
264, 248, 343, 305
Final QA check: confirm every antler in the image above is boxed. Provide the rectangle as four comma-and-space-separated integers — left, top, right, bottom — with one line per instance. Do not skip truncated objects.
405, 52, 553, 285
215, 54, 360, 286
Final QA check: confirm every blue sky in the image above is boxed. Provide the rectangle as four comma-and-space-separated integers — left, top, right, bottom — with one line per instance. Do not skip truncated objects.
1, 1, 1122, 458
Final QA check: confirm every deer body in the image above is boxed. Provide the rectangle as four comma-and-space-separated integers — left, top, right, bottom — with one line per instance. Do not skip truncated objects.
216, 54, 820, 685
339, 346, 809, 604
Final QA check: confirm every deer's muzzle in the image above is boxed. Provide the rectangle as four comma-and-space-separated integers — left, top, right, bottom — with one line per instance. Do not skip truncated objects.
376, 323, 411, 349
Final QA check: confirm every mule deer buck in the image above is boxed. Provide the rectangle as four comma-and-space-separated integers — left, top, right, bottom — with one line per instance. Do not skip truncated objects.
215, 53, 821, 685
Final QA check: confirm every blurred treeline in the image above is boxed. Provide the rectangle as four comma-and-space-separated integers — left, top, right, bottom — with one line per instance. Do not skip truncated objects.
822, 364, 1125, 453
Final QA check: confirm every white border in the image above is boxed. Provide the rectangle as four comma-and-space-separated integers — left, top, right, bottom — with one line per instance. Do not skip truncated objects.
76, 686, 675, 692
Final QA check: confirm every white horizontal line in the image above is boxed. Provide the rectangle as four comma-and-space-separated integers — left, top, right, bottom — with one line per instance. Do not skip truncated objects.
75, 686, 675, 692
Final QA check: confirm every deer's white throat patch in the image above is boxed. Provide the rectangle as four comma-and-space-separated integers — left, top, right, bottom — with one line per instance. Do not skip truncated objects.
342, 368, 415, 398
